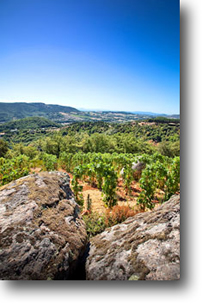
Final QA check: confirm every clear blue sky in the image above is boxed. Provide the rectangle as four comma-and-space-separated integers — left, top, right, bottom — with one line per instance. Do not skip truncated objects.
0, 0, 179, 114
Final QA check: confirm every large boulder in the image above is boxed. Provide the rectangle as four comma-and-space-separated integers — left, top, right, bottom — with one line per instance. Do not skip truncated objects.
0, 172, 87, 280
86, 194, 180, 280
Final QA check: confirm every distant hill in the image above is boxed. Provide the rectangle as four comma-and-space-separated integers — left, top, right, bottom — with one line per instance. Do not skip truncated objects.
0, 116, 60, 132
132, 111, 180, 118
0, 102, 79, 123
0, 102, 180, 124
79, 108, 180, 119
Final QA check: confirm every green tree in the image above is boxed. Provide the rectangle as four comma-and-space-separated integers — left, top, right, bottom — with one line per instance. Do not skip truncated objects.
0, 139, 8, 157
41, 153, 58, 171
23, 145, 39, 159
158, 141, 180, 157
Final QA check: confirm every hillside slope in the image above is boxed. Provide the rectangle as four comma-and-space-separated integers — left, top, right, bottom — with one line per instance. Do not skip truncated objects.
0, 102, 79, 122
0, 116, 60, 132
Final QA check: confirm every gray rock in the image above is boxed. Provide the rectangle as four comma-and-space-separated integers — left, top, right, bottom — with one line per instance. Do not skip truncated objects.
0, 172, 87, 280
131, 161, 146, 179
86, 194, 180, 280
120, 159, 146, 180
131, 161, 146, 171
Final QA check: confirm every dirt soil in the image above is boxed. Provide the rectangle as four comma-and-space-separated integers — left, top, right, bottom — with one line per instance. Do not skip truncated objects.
30, 168, 163, 214
81, 178, 141, 214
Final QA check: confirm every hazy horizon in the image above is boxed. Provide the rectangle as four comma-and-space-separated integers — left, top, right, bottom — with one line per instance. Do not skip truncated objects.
0, 0, 180, 114
0, 101, 179, 115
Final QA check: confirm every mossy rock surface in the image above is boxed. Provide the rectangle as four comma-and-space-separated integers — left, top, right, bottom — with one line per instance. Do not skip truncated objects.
86, 194, 180, 280
0, 172, 87, 280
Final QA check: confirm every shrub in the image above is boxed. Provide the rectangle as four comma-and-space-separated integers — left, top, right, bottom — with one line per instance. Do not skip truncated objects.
0, 155, 30, 186
105, 205, 137, 227
0, 139, 8, 157
41, 153, 58, 171
86, 194, 92, 212
101, 165, 118, 208
83, 205, 138, 238
82, 212, 106, 238
71, 165, 86, 208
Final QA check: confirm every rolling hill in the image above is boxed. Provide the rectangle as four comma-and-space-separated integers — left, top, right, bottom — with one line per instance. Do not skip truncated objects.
0, 102, 79, 123
0, 116, 60, 132
0, 102, 180, 124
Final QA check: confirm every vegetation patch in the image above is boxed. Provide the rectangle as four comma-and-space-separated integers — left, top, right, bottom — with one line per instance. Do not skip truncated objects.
0, 117, 180, 240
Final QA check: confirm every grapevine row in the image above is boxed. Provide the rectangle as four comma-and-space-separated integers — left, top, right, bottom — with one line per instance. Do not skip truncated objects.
0, 152, 180, 210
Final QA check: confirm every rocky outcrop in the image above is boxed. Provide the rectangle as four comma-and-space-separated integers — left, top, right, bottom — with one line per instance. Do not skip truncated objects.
86, 194, 180, 280
0, 172, 87, 280
0, 171, 180, 281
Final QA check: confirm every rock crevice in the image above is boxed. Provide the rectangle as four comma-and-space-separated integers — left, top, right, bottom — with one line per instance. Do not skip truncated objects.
0, 172, 180, 280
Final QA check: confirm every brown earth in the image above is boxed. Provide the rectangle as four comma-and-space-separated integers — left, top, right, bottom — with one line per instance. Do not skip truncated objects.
58, 170, 142, 213
30, 168, 168, 214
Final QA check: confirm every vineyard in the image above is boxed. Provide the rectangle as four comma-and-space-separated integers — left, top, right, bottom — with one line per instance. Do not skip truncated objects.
0, 119, 180, 237
0, 151, 180, 229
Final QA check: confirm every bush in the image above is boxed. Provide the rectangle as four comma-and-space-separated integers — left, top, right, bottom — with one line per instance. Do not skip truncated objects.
158, 141, 180, 157
137, 154, 180, 210
105, 205, 137, 226
101, 165, 118, 208
41, 153, 58, 171
83, 205, 139, 238
0, 155, 30, 186
0, 139, 8, 157
82, 212, 106, 238
23, 145, 39, 159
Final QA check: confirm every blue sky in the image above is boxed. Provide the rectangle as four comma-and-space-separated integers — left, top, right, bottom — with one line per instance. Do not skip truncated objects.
0, 0, 179, 114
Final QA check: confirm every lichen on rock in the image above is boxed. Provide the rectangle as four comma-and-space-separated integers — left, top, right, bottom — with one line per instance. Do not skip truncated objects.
0, 172, 87, 280
85, 194, 180, 280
